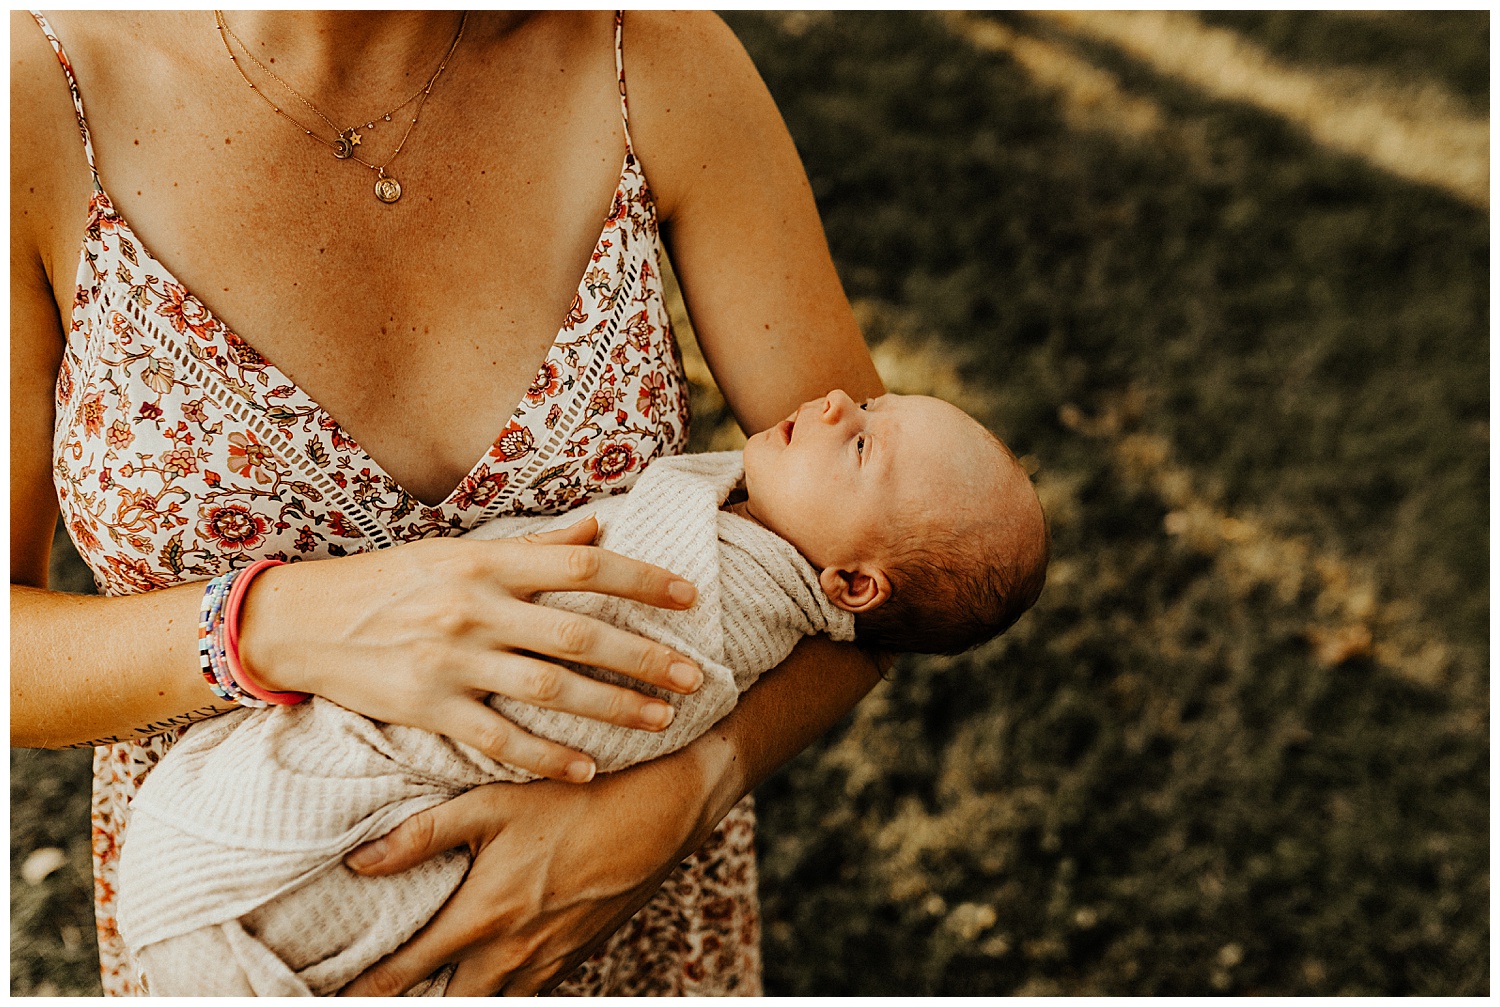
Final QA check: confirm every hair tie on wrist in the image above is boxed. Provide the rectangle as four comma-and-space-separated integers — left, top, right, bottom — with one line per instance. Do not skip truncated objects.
224, 559, 308, 705
197, 559, 307, 707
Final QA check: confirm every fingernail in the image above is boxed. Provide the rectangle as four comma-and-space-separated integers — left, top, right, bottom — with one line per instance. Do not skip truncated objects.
668, 662, 702, 692
669, 580, 697, 606
346, 839, 387, 870
567, 759, 596, 783
643, 702, 675, 729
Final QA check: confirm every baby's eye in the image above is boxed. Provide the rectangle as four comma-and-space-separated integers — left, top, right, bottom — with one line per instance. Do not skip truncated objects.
859, 401, 869, 411
856, 434, 866, 456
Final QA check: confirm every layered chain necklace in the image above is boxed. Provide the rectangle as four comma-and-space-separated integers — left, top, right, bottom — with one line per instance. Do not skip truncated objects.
213, 11, 468, 204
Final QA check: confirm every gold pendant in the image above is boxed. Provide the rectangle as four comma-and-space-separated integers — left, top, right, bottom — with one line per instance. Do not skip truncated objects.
374, 175, 402, 204
334, 127, 362, 159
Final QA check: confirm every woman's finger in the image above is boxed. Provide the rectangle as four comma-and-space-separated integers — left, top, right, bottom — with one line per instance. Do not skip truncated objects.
491, 602, 704, 695
479, 651, 678, 732
447, 935, 566, 997
339, 916, 463, 997
342, 883, 525, 997
514, 514, 599, 548
492, 540, 698, 610
491, 945, 601, 997
345, 785, 503, 877
343, 812, 531, 996
436, 699, 598, 783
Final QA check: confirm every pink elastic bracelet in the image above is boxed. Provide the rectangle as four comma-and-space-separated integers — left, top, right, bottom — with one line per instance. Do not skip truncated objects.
223, 559, 308, 705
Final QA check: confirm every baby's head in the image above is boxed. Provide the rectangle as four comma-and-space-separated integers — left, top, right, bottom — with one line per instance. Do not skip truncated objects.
742, 390, 1048, 655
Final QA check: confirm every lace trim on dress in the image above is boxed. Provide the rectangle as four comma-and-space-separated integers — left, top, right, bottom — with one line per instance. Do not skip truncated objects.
106, 289, 393, 549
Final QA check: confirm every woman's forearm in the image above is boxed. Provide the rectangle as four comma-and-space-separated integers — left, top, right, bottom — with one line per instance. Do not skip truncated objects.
13, 527, 721, 782
10, 583, 234, 749
686, 633, 883, 833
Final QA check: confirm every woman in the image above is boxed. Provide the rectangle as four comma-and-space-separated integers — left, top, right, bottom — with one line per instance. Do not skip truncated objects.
11, 10, 885, 996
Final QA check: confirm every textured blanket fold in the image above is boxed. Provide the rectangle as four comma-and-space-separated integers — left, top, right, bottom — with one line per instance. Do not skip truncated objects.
115, 452, 853, 996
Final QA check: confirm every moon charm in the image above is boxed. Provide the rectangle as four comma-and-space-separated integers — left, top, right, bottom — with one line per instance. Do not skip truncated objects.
374, 176, 402, 204
333, 136, 354, 159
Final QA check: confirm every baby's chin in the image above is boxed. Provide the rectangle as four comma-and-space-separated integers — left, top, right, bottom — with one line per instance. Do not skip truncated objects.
740, 431, 773, 492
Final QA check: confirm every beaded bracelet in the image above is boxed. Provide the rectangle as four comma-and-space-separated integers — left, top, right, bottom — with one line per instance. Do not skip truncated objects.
197, 571, 241, 703
197, 560, 307, 707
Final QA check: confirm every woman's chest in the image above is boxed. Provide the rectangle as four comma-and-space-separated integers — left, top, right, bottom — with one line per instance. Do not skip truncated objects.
79, 148, 631, 507
54, 157, 690, 594
44, 11, 638, 504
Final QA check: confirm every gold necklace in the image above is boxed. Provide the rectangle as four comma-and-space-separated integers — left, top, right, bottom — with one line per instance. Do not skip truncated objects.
218, 17, 435, 151
213, 11, 468, 204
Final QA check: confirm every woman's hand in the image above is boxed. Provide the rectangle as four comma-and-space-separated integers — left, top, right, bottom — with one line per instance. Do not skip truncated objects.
339, 739, 733, 996
237, 515, 706, 782
337, 635, 880, 996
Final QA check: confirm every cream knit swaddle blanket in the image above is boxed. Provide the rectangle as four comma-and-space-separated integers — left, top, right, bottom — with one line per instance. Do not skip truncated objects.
115, 452, 853, 996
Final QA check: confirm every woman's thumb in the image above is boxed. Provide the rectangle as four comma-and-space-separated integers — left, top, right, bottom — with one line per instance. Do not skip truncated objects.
345, 789, 494, 875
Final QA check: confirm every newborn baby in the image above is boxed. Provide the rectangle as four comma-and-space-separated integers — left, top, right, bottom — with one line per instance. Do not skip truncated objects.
117, 391, 1048, 996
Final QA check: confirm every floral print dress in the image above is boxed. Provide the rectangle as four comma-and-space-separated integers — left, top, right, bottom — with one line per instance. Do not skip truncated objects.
30, 11, 762, 997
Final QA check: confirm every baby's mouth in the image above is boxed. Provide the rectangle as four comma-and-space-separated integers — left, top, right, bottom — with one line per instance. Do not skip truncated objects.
777, 417, 794, 444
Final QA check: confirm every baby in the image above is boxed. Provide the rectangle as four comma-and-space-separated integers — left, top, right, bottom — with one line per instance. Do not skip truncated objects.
733, 388, 1048, 654
116, 391, 1048, 996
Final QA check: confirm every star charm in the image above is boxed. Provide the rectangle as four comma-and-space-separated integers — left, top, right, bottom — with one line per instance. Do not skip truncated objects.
341, 127, 362, 148
348, 130, 362, 147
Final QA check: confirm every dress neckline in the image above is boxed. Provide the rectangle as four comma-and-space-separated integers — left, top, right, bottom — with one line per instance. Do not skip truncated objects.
78, 151, 638, 510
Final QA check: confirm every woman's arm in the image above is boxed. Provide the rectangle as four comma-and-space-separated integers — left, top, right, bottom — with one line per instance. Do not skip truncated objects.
11, 520, 701, 770
342, 12, 890, 994
636, 12, 884, 427
7, 24, 224, 748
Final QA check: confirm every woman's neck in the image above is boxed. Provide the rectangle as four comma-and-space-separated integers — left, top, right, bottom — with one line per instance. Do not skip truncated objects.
212, 11, 512, 109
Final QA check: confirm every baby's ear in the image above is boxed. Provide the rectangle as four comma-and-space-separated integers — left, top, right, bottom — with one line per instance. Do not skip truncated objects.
819, 565, 891, 614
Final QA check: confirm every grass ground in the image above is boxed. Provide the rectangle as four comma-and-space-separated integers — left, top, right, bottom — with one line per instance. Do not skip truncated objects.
12, 11, 1488, 996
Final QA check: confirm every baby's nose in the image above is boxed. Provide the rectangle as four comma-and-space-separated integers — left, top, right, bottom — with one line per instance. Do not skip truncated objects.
821, 389, 855, 422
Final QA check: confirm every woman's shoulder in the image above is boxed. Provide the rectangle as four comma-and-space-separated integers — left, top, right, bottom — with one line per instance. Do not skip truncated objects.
11, 12, 91, 180
616, 12, 784, 223
618, 12, 764, 128
11, 12, 96, 290
622, 10, 743, 55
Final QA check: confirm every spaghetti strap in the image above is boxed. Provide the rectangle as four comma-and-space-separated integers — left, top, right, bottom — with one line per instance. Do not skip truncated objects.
614, 10, 634, 154
28, 10, 103, 192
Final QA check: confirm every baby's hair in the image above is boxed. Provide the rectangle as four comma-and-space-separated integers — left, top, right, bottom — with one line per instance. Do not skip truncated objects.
855, 428, 1049, 656
854, 522, 1048, 655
